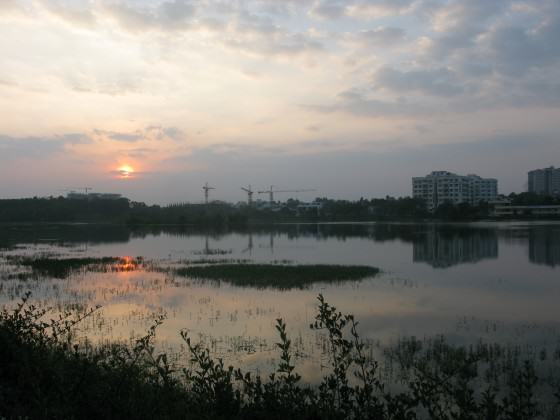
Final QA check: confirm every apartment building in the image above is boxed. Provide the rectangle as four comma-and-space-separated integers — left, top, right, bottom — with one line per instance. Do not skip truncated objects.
528, 166, 560, 196
412, 171, 498, 211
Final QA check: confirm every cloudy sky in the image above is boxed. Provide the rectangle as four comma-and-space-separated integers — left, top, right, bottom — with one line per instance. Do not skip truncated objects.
1, 0, 559, 204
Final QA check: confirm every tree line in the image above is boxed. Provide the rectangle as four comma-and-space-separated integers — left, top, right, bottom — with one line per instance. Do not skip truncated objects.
0, 192, 558, 224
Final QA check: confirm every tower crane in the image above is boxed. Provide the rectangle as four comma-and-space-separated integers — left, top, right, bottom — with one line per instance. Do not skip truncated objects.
257, 186, 316, 206
203, 182, 215, 204
241, 185, 254, 206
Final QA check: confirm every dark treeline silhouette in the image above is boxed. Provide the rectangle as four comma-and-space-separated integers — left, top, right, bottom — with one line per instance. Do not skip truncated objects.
0, 192, 559, 226
0, 196, 430, 224
509, 192, 560, 206
0, 197, 130, 223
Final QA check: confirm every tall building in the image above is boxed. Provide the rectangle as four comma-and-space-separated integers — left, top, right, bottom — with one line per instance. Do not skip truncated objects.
528, 166, 560, 196
412, 171, 498, 211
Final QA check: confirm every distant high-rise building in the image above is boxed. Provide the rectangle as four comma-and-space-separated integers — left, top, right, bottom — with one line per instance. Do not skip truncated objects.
412, 171, 498, 211
528, 166, 560, 196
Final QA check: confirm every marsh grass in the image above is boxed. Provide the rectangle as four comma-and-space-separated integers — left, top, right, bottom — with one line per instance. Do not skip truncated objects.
5, 256, 145, 279
175, 263, 380, 289
1, 293, 560, 419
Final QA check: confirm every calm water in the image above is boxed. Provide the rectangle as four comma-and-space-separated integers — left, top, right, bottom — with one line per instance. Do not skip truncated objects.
1, 222, 559, 381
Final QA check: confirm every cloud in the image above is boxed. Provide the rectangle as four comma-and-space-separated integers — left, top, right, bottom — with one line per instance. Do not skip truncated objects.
97, 1, 325, 59
93, 126, 185, 143
40, 1, 97, 27
309, 0, 417, 20
359, 27, 406, 46
109, 168, 150, 179
310, 1, 346, 20
119, 148, 155, 158
310, 89, 429, 117
159, 0, 196, 25
102, 3, 162, 33
346, 0, 418, 18
374, 66, 465, 97
423, 0, 508, 58
0, 0, 20, 13
0, 133, 89, 160
485, 17, 560, 77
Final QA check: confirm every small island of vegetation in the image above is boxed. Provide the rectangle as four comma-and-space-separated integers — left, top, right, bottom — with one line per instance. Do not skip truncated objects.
176, 263, 380, 289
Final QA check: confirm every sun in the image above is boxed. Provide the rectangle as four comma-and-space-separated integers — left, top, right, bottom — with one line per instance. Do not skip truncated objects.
118, 165, 134, 179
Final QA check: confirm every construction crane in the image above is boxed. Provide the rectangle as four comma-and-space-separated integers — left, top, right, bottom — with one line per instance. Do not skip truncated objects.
241, 185, 254, 206
203, 182, 215, 204
257, 186, 316, 206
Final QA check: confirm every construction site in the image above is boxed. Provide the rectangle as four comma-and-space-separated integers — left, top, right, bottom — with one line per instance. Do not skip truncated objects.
201, 183, 320, 212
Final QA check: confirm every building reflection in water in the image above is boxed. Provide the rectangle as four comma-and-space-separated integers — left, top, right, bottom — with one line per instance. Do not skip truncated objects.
413, 227, 499, 268
529, 226, 560, 267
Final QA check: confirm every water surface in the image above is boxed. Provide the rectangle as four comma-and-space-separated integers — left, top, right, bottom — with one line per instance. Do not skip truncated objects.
1, 222, 559, 381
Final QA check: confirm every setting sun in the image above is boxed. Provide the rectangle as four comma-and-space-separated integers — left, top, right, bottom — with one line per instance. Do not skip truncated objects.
118, 165, 134, 179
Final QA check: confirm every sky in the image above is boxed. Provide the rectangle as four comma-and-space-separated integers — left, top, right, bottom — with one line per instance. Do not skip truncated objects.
1, 0, 559, 204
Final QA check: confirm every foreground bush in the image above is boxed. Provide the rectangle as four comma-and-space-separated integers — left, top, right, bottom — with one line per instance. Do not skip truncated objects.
1, 293, 559, 419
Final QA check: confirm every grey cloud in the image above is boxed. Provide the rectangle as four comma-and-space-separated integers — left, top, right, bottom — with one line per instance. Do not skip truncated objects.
499, 78, 560, 108
224, 30, 324, 57
310, 1, 346, 20
145, 125, 186, 141
0, 133, 89, 160
110, 132, 144, 142
253, 0, 314, 17
94, 126, 185, 143
159, 0, 196, 23
374, 66, 465, 97
360, 27, 406, 46
424, 0, 509, 58
346, 0, 418, 17
119, 148, 155, 158
40, 1, 96, 27
486, 17, 560, 76
0, 0, 20, 13
103, 3, 162, 32
310, 89, 429, 117
99, 2, 324, 59
109, 169, 151, 178
309, 0, 416, 20
57, 133, 91, 144
101, 0, 198, 33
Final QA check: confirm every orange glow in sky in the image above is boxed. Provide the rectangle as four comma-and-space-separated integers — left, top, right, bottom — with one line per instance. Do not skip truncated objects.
118, 165, 134, 179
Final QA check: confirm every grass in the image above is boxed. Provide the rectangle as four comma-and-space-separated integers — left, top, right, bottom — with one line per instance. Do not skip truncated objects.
175, 263, 380, 289
6, 256, 143, 279
1, 293, 559, 419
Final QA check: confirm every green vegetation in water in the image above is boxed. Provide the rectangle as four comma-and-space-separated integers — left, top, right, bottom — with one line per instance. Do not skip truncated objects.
6, 256, 143, 279
184, 258, 252, 265
175, 263, 380, 289
1, 293, 559, 419
191, 248, 233, 255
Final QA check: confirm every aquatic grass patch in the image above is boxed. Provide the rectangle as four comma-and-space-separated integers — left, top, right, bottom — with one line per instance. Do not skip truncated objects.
6, 256, 145, 279
183, 258, 252, 265
191, 248, 233, 256
175, 263, 380, 289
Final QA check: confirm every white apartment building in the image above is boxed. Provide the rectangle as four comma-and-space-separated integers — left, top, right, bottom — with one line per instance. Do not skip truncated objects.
412, 171, 498, 211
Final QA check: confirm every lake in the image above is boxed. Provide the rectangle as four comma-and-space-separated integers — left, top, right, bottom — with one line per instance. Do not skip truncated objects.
1, 222, 559, 383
